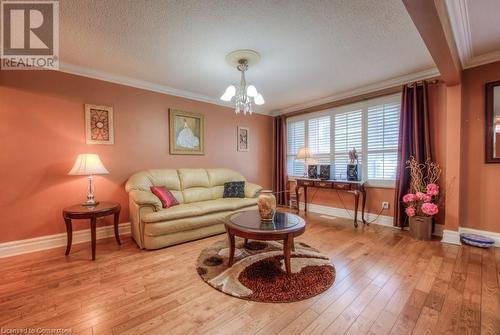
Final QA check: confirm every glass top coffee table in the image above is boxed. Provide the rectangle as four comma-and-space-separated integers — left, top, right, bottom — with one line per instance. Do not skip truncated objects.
224, 210, 306, 275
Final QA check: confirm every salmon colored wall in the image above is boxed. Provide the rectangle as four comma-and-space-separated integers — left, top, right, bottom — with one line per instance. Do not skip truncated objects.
296, 83, 448, 223
428, 82, 447, 226
0, 70, 273, 243
461, 61, 500, 233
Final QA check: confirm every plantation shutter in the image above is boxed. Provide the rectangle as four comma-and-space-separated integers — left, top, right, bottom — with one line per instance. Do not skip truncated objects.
308, 116, 331, 164
287, 120, 305, 176
333, 109, 363, 179
367, 102, 400, 180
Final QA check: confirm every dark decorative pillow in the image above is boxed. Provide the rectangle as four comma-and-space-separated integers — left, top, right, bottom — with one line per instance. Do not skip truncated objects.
150, 186, 179, 208
223, 181, 245, 198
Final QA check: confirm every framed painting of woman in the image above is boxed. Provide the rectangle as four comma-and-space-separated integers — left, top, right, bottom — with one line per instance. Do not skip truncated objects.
169, 109, 205, 155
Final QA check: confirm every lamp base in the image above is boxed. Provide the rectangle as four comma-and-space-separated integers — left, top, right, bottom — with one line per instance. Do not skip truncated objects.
82, 200, 99, 207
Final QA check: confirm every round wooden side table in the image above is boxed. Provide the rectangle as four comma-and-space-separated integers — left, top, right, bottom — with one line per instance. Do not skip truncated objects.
62, 202, 121, 260
224, 210, 306, 275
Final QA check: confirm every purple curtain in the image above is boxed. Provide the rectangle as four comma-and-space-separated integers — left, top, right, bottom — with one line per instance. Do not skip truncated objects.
273, 115, 287, 206
394, 82, 432, 227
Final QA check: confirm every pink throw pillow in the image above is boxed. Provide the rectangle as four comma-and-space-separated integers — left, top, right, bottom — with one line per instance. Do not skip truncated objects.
150, 186, 179, 208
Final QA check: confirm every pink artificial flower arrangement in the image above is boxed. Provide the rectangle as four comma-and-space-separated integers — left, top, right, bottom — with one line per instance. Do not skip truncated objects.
402, 184, 440, 217
402, 157, 442, 218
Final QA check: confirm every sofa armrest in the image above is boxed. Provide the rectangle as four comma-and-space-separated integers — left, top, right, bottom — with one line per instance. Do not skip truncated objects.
129, 190, 162, 211
245, 182, 263, 198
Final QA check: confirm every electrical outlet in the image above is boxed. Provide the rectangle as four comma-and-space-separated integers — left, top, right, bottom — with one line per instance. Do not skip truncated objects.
382, 202, 390, 209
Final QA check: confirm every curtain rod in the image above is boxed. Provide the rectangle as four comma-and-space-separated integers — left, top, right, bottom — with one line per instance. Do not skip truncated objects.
280, 76, 441, 119
406, 78, 440, 88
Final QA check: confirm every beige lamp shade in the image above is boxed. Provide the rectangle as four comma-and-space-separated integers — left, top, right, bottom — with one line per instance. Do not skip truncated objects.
68, 154, 109, 176
295, 147, 318, 164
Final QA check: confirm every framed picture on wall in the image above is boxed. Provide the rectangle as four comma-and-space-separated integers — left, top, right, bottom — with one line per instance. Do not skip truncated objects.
85, 104, 114, 145
169, 109, 205, 155
237, 126, 249, 152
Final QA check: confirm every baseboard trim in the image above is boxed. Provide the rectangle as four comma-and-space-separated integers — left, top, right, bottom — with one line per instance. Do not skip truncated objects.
441, 227, 500, 247
298, 202, 448, 236
299, 202, 394, 228
441, 229, 461, 246
0, 222, 131, 259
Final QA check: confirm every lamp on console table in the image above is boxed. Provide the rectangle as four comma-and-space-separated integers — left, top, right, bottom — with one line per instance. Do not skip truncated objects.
68, 154, 109, 206
295, 147, 317, 178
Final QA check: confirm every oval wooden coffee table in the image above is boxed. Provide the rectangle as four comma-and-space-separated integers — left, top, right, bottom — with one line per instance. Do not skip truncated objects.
224, 210, 306, 275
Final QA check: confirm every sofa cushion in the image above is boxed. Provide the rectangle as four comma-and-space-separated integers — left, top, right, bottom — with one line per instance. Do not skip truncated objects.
178, 168, 210, 188
191, 198, 257, 214
183, 187, 214, 203
142, 204, 202, 223
150, 186, 179, 208
223, 181, 245, 198
126, 169, 184, 203
144, 210, 232, 236
206, 168, 246, 186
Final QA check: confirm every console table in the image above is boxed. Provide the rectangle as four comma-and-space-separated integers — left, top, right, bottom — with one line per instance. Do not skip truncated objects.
295, 178, 367, 228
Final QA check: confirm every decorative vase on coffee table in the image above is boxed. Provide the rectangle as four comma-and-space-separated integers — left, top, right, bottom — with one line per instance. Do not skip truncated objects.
257, 190, 276, 222
409, 216, 432, 240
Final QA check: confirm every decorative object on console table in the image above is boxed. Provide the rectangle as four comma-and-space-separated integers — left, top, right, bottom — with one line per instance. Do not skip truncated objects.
85, 104, 114, 145
68, 154, 109, 206
169, 109, 205, 155
257, 190, 276, 222
402, 156, 442, 240
237, 126, 249, 151
347, 147, 361, 181
295, 147, 317, 177
307, 164, 318, 179
319, 164, 331, 180
63, 202, 121, 260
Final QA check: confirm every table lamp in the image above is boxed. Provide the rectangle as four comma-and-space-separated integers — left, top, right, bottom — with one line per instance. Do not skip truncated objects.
295, 147, 317, 177
68, 154, 109, 206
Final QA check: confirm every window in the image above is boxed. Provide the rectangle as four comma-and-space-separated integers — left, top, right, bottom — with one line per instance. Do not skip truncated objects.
287, 120, 305, 176
367, 102, 400, 180
333, 108, 362, 179
286, 94, 400, 187
308, 116, 330, 164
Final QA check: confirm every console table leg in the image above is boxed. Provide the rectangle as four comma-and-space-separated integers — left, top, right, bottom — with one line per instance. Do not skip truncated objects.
304, 186, 308, 212
64, 217, 72, 256
90, 217, 97, 260
295, 185, 300, 212
361, 188, 367, 225
353, 191, 359, 228
227, 232, 235, 267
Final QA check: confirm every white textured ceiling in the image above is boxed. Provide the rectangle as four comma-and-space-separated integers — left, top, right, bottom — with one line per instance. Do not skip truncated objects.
59, 0, 435, 113
445, 0, 500, 69
468, 0, 500, 56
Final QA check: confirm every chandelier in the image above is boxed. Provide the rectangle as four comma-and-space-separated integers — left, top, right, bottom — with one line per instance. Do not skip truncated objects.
220, 50, 265, 115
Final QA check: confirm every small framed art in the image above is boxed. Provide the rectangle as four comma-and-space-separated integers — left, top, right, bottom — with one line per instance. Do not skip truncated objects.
237, 126, 249, 152
85, 104, 114, 145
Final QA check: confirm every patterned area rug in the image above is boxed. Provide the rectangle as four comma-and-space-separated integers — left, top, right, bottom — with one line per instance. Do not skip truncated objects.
196, 238, 335, 303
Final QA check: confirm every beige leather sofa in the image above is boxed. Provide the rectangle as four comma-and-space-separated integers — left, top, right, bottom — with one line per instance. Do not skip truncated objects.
125, 168, 262, 249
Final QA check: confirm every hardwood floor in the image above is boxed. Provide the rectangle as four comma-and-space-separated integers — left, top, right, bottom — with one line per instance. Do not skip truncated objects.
1, 211, 499, 335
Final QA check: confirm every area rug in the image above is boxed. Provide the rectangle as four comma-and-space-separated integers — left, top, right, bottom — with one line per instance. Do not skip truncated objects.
196, 238, 335, 303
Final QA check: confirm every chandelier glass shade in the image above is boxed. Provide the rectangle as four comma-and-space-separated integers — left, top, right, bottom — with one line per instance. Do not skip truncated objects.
220, 59, 264, 115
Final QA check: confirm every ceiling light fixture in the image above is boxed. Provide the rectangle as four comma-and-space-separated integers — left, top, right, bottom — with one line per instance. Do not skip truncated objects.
220, 49, 264, 115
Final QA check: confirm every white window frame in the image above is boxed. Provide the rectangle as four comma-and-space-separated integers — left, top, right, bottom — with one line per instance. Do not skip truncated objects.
286, 93, 400, 188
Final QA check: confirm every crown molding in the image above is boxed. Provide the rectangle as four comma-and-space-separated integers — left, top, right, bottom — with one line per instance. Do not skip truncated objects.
58, 62, 270, 116
270, 67, 440, 116
445, 0, 500, 69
